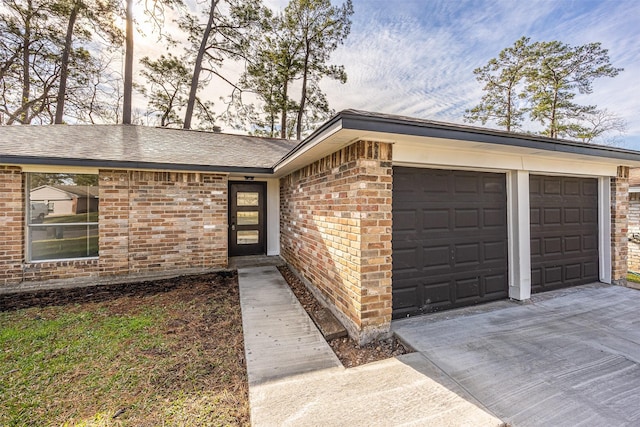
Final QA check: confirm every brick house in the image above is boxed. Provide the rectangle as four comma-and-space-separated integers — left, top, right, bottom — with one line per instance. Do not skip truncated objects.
1, 110, 639, 343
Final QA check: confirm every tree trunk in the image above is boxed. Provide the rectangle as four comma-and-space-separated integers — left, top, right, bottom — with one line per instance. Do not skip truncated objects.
280, 80, 288, 138
506, 86, 512, 132
20, 0, 33, 124
550, 89, 558, 138
122, 0, 134, 124
184, 0, 217, 130
296, 46, 310, 140
55, 0, 80, 124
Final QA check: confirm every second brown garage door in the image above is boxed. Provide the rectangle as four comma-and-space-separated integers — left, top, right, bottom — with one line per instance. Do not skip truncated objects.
530, 175, 599, 292
392, 167, 509, 318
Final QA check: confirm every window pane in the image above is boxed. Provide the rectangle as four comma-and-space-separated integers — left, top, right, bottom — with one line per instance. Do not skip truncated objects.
237, 192, 259, 206
28, 173, 99, 261
237, 211, 259, 225
28, 173, 99, 225
30, 225, 98, 261
237, 230, 259, 245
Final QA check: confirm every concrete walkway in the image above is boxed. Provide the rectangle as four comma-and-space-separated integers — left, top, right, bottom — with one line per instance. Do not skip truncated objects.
238, 265, 503, 426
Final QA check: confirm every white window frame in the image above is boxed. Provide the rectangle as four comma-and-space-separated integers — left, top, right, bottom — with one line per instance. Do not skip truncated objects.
26, 173, 99, 262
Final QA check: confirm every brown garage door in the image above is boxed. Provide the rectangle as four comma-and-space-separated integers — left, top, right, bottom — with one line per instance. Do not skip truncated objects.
530, 175, 599, 292
392, 167, 509, 318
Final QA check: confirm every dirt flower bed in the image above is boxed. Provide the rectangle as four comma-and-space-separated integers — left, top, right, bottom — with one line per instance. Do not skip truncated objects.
0, 272, 249, 427
278, 266, 412, 368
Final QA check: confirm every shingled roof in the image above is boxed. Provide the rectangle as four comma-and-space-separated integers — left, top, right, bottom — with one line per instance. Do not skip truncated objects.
0, 125, 299, 173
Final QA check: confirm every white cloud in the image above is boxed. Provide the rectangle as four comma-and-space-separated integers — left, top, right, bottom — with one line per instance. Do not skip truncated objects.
319, 0, 640, 148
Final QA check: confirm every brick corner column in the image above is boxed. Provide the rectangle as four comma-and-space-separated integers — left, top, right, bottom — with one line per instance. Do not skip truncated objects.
356, 141, 393, 344
611, 166, 629, 286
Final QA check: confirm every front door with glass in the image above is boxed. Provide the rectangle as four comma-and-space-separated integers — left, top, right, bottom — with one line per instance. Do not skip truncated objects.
229, 182, 266, 256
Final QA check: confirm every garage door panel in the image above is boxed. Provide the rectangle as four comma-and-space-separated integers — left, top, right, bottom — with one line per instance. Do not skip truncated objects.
530, 207, 541, 225
583, 180, 598, 195
393, 210, 418, 230
455, 277, 480, 299
544, 237, 563, 255
544, 266, 563, 285
423, 173, 449, 194
531, 238, 541, 256
530, 175, 599, 293
584, 235, 598, 250
454, 175, 480, 193
393, 167, 508, 318
484, 208, 505, 227
564, 208, 581, 224
583, 208, 597, 223
566, 263, 582, 280
392, 285, 420, 316
564, 180, 581, 195
392, 246, 420, 274
584, 261, 598, 277
544, 179, 562, 194
486, 273, 508, 294
455, 209, 479, 228
482, 176, 506, 193
423, 209, 449, 230
454, 243, 480, 265
544, 208, 562, 225
423, 245, 451, 269
564, 235, 581, 253
532, 268, 542, 287
424, 281, 453, 305
485, 241, 507, 260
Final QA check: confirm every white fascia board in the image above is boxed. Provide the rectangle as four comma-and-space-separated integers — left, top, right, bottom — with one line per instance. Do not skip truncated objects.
393, 142, 619, 177
20, 164, 100, 174
273, 120, 345, 177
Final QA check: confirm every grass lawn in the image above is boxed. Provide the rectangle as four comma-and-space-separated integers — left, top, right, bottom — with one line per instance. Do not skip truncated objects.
0, 273, 248, 426
628, 272, 640, 284
43, 212, 99, 224
31, 235, 99, 260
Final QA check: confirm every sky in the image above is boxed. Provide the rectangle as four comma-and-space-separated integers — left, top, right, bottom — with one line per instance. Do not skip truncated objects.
136, 0, 640, 150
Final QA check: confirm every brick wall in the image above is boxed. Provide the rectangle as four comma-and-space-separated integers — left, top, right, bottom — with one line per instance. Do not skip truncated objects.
126, 171, 228, 274
280, 140, 392, 344
0, 166, 24, 286
0, 168, 228, 292
628, 193, 640, 273
611, 166, 629, 285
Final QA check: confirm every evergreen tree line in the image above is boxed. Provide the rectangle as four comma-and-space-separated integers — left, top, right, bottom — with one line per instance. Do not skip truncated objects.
1, 2, 625, 143
0, 0, 353, 139
465, 36, 626, 143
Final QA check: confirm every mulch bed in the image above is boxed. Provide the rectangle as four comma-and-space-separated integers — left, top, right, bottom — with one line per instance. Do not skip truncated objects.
0, 271, 236, 311
277, 265, 412, 368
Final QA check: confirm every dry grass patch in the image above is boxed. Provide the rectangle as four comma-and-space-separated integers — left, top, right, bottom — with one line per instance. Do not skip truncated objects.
0, 273, 248, 426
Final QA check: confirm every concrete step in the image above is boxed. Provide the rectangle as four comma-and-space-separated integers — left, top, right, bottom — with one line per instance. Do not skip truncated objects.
309, 307, 348, 341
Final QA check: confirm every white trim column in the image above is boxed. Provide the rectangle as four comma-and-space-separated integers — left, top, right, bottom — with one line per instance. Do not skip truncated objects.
599, 176, 612, 284
507, 170, 531, 300
266, 178, 280, 256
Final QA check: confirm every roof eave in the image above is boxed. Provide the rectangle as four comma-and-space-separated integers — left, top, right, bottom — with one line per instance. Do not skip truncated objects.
0, 155, 274, 175
337, 110, 640, 163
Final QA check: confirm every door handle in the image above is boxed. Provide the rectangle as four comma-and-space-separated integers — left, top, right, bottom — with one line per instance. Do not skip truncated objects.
231, 222, 236, 231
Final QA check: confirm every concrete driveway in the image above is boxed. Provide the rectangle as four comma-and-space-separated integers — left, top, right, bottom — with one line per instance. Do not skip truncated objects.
393, 284, 640, 427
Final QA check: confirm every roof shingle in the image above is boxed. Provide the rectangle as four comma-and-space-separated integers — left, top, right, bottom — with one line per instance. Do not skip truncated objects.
0, 125, 299, 172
